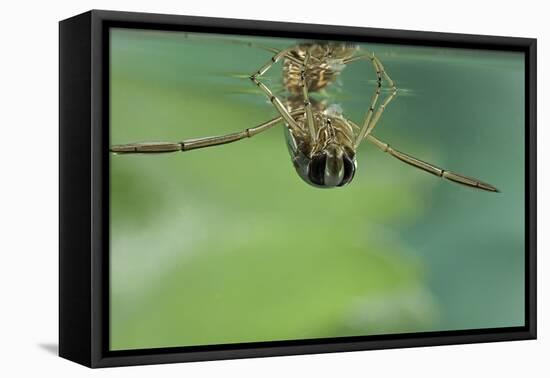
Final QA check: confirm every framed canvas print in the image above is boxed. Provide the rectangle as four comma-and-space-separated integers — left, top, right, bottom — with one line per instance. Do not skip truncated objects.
59, 10, 536, 368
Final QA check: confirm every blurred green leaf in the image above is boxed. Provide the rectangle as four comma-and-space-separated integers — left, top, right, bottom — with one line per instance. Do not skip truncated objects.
109, 29, 525, 350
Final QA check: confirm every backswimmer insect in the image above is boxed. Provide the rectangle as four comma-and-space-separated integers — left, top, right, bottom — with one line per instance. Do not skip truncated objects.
111, 42, 499, 192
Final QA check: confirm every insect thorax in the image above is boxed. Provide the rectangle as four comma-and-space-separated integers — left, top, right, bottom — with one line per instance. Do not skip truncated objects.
283, 43, 358, 94
285, 104, 356, 164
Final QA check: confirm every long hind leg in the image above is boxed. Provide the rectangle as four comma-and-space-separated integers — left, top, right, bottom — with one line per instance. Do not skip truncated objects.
343, 117, 498, 192
111, 109, 304, 154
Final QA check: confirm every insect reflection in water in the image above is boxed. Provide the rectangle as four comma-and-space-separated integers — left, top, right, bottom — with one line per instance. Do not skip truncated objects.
111, 42, 499, 192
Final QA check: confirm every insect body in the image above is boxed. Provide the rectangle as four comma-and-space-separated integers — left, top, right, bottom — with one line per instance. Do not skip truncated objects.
283, 103, 357, 187
111, 42, 499, 192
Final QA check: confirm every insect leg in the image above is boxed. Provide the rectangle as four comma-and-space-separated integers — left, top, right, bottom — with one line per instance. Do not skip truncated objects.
362, 131, 499, 192
110, 109, 304, 154
181, 32, 309, 64
251, 47, 300, 78
250, 49, 304, 132
345, 54, 398, 149
365, 55, 398, 131
300, 50, 317, 143
182, 32, 280, 54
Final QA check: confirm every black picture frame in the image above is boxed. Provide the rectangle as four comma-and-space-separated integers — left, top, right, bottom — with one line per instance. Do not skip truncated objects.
59, 9, 537, 368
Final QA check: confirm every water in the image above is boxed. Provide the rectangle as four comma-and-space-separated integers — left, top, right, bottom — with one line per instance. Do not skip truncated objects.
109, 28, 525, 350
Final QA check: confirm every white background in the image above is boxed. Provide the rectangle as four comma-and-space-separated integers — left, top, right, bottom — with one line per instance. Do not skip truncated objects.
0, 0, 546, 376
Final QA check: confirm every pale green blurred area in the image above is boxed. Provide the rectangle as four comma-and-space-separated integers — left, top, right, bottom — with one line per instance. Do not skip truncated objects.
109, 28, 525, 350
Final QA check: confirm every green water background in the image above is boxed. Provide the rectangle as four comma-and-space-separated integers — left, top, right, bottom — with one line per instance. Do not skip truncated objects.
109, 28, 525, 350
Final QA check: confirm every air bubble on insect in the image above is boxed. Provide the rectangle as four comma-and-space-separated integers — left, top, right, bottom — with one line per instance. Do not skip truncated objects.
325, 103, 344, 117
327, 59, 347, 72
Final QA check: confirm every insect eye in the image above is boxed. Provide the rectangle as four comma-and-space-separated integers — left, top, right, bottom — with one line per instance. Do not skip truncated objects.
308, 154, 327, 186
339, 154, 356, 186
